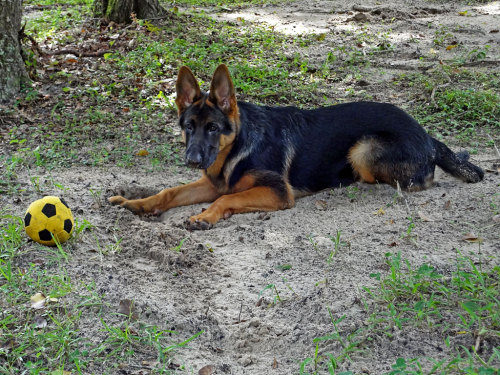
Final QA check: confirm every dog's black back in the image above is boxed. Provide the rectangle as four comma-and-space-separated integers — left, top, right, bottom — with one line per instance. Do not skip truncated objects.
211, 100, 482, 195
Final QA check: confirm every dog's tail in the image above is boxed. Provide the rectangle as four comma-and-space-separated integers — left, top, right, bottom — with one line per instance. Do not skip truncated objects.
433, 138, 484, 183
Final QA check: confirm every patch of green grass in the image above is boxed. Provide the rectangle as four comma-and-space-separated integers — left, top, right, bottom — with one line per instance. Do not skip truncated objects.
0, 155, 25, 195
327, 230, 343, 263
117, 15, 315, 104
0, 214, 203, 374
417, 88, 499, 139
96, 318, 203, 371
300, 308, 363, 375
23, 3, 92, 41
385, 353, 500, 375
300, 249, 500, 374
363, 251, 500, 373
259, 283, 282, 305
396, 67, 500, 141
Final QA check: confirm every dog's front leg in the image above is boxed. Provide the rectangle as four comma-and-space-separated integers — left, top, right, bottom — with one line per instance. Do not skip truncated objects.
188, 186, 294, 230
109, 176, 220, 215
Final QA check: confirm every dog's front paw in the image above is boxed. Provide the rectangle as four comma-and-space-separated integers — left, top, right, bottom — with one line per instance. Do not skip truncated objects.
109, 195, 147, 215
185, 218, 213, 231
109, 195, 127, 206
186, 209, 222, 230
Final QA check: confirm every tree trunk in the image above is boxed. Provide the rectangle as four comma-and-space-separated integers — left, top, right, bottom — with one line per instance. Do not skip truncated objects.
0, 0, 29, 102
93, 0, 167, 24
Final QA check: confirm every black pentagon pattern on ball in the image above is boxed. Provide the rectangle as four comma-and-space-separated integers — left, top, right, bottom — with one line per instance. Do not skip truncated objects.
39, 229, 53, 241
25, 212, 32, 227
64, 219, 73, 234
41, 203, 56, 218
60, 198, 70, 209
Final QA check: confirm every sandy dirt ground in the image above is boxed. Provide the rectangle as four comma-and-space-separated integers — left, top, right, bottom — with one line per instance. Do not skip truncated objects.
3, 0, 500, 374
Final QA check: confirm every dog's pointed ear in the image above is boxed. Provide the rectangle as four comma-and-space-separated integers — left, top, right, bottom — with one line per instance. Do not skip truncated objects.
209, 64, 237, 115
176, 66, 201, 114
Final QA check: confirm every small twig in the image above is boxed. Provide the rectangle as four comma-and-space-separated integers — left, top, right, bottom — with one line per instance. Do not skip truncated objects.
461, 60, 500, 67
396, 181, 412, 215
238, 302, 243, 323
19, 23, 46, 57
143, 14, 174, 21
474, 333, 481, 353
487, 134, 500, 159
430, 74, 452, 108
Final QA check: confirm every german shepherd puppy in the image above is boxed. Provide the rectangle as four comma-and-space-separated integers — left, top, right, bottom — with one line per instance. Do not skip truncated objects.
109, 64, 484, 229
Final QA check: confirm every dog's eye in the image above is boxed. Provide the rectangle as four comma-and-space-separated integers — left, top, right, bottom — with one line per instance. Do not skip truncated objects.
184, 122, 194, 132
207, 123, 219, 133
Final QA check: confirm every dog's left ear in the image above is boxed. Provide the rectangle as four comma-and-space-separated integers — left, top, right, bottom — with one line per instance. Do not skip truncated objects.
209, 64, 237, 115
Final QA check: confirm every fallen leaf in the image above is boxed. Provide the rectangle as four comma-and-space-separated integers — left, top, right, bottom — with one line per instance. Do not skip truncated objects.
276, 264, 292, 271
418, 211, 434, 222
490, 29, 499, 33
199, 365, 215, 375
272, 358, 278, 369
118, 299, 137, 319
315, 200, 328, 210
446, 44, 458, 51
31, 292, 46, 309
458, 10, 468, 16
50, 371, 71, 375
444, 200, 451, 210
462, 233, 483, 243
316, 33, 326, 41
136, 149, 149, 156
65, 58, 78, 64
141, 360, 158, 368
33, 315, 47, 329
1, 339, 15, 351
374, 207, 385, 215
352, 12, 369, 22
388, 242, 399, 247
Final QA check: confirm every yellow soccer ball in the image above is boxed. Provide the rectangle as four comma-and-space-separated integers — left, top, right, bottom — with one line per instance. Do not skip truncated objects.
24, 196, 74, 246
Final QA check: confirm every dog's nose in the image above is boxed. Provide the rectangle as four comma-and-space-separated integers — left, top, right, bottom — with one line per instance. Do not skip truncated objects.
185, 150, 202, 168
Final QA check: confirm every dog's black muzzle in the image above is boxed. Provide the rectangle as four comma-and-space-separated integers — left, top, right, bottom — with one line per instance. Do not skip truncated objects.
185, 143, 218, 170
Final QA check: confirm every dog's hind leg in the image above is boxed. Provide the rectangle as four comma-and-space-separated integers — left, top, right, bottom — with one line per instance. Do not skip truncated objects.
348, 137, 437, 191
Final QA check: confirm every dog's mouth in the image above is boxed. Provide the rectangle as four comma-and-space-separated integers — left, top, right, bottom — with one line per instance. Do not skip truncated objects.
185, 146, 218, 170
185, 160, 211, 169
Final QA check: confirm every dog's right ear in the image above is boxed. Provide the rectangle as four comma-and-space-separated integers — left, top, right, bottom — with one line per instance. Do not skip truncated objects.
175, 66, 201, 115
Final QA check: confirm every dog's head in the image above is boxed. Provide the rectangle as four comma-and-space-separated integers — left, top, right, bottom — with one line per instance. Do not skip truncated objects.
175, 64, 239, 170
